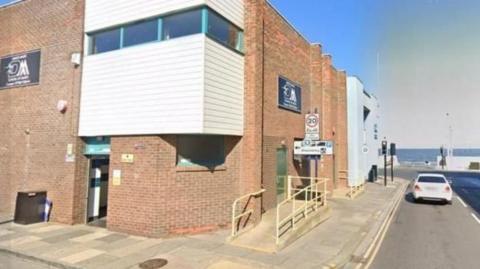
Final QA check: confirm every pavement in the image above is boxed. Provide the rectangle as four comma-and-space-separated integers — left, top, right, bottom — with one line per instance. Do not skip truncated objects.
0, 178, 408, 269
0, 252, 52, 269
370, 168, 480, 269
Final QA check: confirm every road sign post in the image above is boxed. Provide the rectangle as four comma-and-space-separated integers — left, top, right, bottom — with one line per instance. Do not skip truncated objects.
382, 139, 388, 186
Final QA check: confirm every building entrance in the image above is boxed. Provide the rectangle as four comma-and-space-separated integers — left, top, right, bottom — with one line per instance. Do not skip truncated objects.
87, 157, 109, 227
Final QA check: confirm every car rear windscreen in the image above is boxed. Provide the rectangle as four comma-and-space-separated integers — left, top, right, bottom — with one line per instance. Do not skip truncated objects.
418, 176, 446, 183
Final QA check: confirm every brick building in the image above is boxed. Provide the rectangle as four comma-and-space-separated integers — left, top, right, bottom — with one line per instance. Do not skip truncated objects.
0, 0, 349, 238
0, 0, 87, 224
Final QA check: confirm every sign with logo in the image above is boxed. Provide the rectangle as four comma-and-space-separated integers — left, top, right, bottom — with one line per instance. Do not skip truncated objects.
294, 140, 333, 156
0, 50, 41, 89
278, 76, 302, 113
305, 113, 320, 141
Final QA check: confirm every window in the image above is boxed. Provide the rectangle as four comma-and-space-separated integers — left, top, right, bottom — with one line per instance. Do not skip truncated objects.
177, 135, 225, 167
91, 29, 121, 54
208, 10, 243, 52
123, 19, 158, 47
163, 9, 202, 40
418, 176, 446, 183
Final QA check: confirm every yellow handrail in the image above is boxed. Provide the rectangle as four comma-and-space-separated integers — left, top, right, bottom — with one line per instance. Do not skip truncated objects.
231, 189, 265, 238
276, 177, 329, 245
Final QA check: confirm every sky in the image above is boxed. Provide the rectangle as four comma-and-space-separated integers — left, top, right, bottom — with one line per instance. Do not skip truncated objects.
0, 0, 16, 6
270, 0, 480, 148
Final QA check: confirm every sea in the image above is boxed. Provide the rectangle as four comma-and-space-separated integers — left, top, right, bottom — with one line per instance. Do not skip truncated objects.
396, 148, 480, 165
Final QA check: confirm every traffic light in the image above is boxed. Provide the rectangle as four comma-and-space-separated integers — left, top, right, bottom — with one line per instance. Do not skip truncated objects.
381, 140, 388, 155
390, 143, 396, 156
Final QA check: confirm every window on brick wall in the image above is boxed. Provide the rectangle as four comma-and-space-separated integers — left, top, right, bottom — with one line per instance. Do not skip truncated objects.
177, 135, 225, 167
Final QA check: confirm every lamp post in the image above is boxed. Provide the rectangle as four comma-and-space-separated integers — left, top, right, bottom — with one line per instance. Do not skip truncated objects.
446, 113, 453, 157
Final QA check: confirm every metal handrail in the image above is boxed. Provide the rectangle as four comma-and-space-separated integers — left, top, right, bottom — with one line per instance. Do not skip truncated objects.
231, 189, 265, 238
276, 177, 329, 245
287, 176, 330, 199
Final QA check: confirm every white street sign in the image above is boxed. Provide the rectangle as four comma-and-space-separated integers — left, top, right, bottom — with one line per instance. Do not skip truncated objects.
305, 113, 320, 141
294, 140, 333, 156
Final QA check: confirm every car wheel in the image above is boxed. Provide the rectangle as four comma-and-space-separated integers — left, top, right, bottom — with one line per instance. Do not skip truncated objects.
447, 200, 452, 205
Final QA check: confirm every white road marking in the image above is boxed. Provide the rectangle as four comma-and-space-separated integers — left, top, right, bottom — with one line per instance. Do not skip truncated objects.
471, 213, 480, 225
456, 196, 468, 207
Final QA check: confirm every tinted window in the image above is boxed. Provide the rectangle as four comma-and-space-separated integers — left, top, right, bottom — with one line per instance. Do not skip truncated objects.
123, 20, 158, 47
177, 135, 225, 167
163, 10, 202, 40
208, 10, 243, 51
418, 176, 446, 183
92, 29, 121, 54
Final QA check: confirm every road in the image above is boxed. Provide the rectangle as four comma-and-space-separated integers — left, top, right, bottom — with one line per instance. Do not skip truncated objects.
371, 167, 480, 269
0, 252, 55, 269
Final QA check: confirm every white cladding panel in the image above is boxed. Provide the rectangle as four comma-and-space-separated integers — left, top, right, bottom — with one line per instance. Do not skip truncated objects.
79, 35, 206, 136
203, 38, 244, 134
79, 35, 245, 136
85, 0, 244, 32
347, 77, 365, 187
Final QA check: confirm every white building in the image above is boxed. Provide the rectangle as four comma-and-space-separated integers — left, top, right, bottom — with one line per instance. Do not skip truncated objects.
347, 76, 381, 186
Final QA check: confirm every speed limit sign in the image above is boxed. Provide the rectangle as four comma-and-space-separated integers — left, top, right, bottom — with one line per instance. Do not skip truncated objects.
305, 113, 320, 140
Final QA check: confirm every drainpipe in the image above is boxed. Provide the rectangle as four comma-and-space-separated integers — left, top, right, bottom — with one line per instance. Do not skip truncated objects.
260, 2, 266, 214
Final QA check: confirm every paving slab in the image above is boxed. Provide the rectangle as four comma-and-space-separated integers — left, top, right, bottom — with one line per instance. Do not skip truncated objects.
0, 178, 408, 269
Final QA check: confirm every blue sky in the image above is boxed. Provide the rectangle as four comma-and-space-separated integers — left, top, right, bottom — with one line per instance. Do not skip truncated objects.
0, 0, 16, 5
270, 0, 480, 148
269, 0, 384, 93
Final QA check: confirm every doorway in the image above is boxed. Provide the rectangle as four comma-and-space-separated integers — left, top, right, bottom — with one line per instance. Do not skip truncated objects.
87, 156, 109, 227
276, 147, 288, 204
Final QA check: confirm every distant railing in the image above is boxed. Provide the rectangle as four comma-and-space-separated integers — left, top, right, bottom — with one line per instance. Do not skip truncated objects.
231, 189, 265, 238
276, 177, 329, 245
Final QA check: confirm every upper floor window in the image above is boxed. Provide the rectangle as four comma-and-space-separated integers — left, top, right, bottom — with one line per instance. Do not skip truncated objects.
208, 10, 244, 52
88, 7, 244, 55
91, 29, 121, 54
123, 19, 158, 47
163, 9, 202, 40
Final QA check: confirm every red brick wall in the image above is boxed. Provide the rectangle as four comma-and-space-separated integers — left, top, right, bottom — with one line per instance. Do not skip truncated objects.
107, 135, 242, 237
0, 0, 86, 223
336, 71, 349, 188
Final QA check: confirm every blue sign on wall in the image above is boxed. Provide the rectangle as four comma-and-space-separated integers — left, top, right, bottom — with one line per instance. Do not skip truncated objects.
278, 76, 302, 113
0, 50, 41, 90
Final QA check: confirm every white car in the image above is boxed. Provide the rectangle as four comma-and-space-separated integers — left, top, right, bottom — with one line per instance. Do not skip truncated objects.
412, 173, 452, 204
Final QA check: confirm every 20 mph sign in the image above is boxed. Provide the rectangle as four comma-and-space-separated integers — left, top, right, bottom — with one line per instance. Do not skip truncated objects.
305, 113, 320, 141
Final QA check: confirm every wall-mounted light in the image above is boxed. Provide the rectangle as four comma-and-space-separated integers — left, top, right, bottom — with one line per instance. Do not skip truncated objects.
71, 52, 81, 66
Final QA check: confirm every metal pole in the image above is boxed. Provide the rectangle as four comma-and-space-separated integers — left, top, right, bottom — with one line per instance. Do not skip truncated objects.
391, 154, 394, 182
384, 153, 387, 186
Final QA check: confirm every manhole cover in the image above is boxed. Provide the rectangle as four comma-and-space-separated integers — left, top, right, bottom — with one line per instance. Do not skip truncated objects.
139, 258, 168, 269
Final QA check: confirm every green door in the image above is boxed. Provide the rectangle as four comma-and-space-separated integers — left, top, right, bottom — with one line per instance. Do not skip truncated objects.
276, 148, 288, 203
